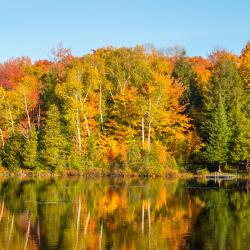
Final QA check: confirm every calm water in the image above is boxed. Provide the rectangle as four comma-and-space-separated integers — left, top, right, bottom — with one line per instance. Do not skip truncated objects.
0, 177, 249, 250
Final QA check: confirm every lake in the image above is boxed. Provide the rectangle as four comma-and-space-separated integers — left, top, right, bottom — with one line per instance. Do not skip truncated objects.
0, 177, 249, 250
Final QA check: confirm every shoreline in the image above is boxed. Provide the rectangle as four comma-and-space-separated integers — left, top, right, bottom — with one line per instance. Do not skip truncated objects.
0, 168, 193, 179
0, 168, 248, 180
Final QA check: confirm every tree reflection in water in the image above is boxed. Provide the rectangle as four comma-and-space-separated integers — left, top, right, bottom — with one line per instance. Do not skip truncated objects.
0, 177, 249, 250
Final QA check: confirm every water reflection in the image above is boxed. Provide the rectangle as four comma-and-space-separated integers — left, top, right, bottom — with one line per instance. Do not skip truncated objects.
0, 177, 249, 250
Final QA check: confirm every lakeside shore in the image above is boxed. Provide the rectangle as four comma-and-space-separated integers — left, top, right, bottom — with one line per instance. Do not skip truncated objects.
0, 167, 194, 179
1, 167, 249, 180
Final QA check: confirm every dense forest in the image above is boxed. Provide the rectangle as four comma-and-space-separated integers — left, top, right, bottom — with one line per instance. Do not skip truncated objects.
0, 43, 249, 175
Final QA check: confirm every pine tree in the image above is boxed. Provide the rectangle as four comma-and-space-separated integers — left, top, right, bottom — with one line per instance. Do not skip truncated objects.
205, 96, 230, 171
22, 129, 38, 169
202, 58, 249, 167
230, 105, 250, 163
203, 59, 243, 120
1, 133, 24, 170
40, 104, 67, 170
172, 58, 200, 109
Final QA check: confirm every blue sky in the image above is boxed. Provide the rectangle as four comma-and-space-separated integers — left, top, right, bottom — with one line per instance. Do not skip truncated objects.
0, 0, 249, 62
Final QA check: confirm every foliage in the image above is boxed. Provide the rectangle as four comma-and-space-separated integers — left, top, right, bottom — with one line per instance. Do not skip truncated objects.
0, 44, 249, 173
1, 133, 24, 170
205, 96, 230, 166
40, 105, 67, 170
22, 128, 38, 169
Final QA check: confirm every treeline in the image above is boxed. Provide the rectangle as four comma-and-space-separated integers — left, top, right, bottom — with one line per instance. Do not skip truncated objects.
0, 43, 249, 174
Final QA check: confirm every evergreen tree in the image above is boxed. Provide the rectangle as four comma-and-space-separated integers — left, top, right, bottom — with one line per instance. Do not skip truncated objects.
230, 105, 250, 163
203, 58, 249, 166
205, 96, 230, 171
203, 59, 243, 121
1, 133, 24, 170
40, 104, 67, 170
172, 58, 201, 111
22, 129, 38, 169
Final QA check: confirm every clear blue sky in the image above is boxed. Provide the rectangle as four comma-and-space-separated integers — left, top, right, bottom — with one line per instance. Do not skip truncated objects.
0, 0, 250, 62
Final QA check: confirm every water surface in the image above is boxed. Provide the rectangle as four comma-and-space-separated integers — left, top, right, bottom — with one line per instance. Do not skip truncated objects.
0, 177, 249, 250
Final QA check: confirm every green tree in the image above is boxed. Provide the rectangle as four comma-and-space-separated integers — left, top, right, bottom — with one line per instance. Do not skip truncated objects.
1, 133, 24, 170
205, 96, 230, 171
230, 105, 250, 163
40, 104, 67, 170
172, 58, 201, 110
203, 58, 249, 167
22, 129, 38, 169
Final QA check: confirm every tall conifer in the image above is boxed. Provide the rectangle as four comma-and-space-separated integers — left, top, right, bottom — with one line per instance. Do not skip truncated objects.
40, 104, 67, 170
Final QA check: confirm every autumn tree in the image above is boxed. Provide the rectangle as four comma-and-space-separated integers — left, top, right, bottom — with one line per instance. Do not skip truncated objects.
40, 105, 67, 170
22, 128, 38, 169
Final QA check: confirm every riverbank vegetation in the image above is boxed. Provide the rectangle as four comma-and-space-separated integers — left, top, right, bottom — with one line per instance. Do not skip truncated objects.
0, 43, 249, 175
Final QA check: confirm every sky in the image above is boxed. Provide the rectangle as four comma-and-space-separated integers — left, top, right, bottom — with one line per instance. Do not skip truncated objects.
0, 0, 250, 62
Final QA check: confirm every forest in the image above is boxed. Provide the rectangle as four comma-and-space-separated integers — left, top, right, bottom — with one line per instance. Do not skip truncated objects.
0, 42, 249, 175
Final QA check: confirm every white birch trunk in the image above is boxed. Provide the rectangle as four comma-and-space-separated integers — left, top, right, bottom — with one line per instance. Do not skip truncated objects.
79, 96, 90, 137
142, 118, 145, 146
99, 221, 103, 250
84, 211, 90, 236
76, 107, 82, 152
142, 203, 144, 234
37, 104, 41, 133
8, 105, 14, 133
3, 94, 14, 133
0, 128, 4, 147
75, 197, 81, 248
148, 100, 152, 151
148, 121, 151, 152
7, 215, 14, 245
99, 84, 104, 131
0, 201, 4, 222
84, 115, 90, 137
148, 198, 151, 234
24, 218, 30, 250
75, 95, 82, 152
23, 91, 31, 130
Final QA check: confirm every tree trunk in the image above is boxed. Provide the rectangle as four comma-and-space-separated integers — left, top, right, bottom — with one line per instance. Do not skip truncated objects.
37, 217, 40, 245
79, 96, 90, 137
24, 218, 30, 250
99, 84, 104, 131
148, 121, 151, 152
246, 160, 250, 173
37, 104, 41, 133
76, 107, 82, 152
0, 128, 4, 147
142, 118, 145, 146
8, 105, 14, 133
3, 94, 14, 133
99, 221, 103, 250
75, 197, 81, 248
7, 215, 14, 245
148, 100, 152, 151
148, 198, 151, 234
84, 211, 90, 236
0, 201, 4, 222
75, 95, 82, 151
218, 163, 221, 173
23, 91, 31, 130
142, 202, 144, 234
84, 115, 90, 137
